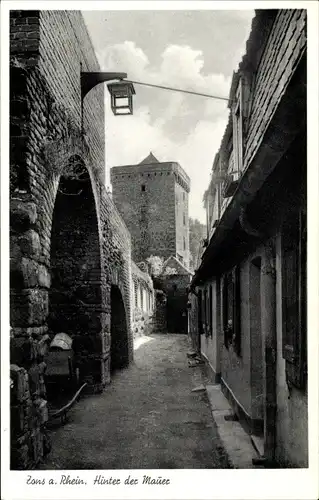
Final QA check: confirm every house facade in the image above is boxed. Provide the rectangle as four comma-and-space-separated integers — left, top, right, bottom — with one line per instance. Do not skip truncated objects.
131, 262, 155, 338
190, 9, 307, 467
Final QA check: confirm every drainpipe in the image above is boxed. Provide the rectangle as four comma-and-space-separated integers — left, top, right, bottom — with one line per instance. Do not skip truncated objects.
239, 207, 277, 466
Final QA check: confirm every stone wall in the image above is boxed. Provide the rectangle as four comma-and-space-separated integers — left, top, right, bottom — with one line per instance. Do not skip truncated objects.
175, 182, 189, 267
111, 161, 190, 266
153, 290, 168, 333
10, 10, 133, 469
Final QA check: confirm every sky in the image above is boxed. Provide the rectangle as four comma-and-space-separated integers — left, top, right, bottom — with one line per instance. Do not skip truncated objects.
83, 9, 255, 223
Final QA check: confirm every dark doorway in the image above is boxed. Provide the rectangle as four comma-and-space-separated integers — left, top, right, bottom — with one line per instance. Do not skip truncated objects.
166, 289, 188, 334
48, 156, 102, 388
110, 285, 129, 371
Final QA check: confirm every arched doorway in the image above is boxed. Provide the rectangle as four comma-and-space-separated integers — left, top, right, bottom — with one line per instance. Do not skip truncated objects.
48, 156, 103, 389
110, 285, 129, 372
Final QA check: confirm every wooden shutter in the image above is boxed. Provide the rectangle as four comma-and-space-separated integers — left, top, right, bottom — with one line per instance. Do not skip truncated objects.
197, 290, 203, 336
223, 271, 234, 348
233, 266, 241, 356
282, 204, 307, 388
299, 204, 307, 385
202, 288, 207, 336
222, 275, 229, 348
282, 210, 299, 363
209, 284, 213, 337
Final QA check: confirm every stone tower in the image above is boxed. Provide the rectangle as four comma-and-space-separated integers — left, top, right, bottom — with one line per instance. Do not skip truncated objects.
111, 153, 190, 267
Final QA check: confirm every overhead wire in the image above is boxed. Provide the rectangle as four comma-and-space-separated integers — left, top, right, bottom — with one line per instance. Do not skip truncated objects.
123, 79, 229, 102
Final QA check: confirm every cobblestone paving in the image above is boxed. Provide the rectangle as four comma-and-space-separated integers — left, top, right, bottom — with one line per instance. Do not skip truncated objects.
41, 334, 231, 469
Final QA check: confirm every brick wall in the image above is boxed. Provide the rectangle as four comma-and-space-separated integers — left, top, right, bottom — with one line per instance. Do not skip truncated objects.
243, 9, 306, 170
10, 10, 133, 469
100, 187, 133, 379
38, 10, 105, 183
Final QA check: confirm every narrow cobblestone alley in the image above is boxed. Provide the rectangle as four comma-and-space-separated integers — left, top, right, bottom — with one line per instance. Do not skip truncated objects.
41, 334, 231, 469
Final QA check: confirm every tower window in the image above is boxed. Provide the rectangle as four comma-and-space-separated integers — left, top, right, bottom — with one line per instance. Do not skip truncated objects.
183, 213, 186, 225
141, 184, 146, 192
183, 237, 186, 250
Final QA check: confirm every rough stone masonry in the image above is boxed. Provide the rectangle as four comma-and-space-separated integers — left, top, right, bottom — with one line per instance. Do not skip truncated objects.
10, 10, 135, 469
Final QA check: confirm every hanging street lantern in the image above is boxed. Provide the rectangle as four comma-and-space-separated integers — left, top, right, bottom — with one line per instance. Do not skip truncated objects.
80, 71, 132, 133
107, 81, 135, 115
81, 70, 227, 121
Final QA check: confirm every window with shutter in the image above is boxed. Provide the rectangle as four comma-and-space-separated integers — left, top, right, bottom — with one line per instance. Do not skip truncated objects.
281, 201, 307, 389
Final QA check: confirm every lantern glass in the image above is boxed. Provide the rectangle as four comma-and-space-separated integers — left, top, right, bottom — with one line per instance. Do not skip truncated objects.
107, 81, 135, 116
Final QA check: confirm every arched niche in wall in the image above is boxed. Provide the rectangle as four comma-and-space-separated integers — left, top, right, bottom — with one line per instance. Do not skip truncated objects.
48, 155, 103, 386
110, 284, 129, 372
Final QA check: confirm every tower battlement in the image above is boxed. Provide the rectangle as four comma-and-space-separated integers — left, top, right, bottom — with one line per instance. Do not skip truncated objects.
111, 160, 190, 193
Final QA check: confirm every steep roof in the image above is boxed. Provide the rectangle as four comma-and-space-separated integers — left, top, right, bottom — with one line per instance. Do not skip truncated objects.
139, 152, 160, 165
162, 256, 192, 276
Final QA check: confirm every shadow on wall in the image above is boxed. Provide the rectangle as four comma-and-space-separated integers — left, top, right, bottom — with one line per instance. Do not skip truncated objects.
110, 285, 129, 372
